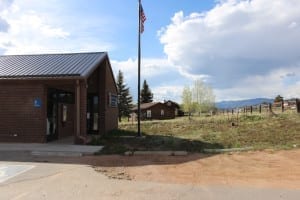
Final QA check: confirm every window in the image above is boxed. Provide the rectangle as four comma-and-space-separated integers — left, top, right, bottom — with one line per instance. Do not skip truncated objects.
161, 109, 164, 116
58, 92, 74, 104
109, 93, 118, 108
147, 110, 151, 118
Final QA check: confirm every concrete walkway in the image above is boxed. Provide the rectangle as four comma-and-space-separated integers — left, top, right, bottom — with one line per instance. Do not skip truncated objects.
0, 143, 103, 157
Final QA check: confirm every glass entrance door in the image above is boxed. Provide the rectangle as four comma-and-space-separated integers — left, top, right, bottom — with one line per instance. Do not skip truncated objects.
47, 88, 75, 142
87, 95, 99, 134
47, 89, 58, 141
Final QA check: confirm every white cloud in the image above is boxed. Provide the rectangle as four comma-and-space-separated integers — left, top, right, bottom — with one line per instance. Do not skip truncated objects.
159, 0, 300, 91
111, 58, 190, 103
111, 58, 177, 80
0, 17, 9, 32
288, 22, 298, 29
0, 0, 13, 32
0, 0, 113, 55
10, 12, 69, 37
152, 85, 184, 103
1, 0, 299, 102
0, 0, 13, 10
0, 1, 71, 54
215, 65, 300, 101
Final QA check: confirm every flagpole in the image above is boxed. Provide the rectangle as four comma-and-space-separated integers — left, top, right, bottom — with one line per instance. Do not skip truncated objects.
137, 0, 142, 137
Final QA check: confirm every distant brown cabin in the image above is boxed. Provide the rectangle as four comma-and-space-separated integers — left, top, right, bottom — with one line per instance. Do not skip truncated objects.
132, 102, 176, 120
163, 100, 182, 116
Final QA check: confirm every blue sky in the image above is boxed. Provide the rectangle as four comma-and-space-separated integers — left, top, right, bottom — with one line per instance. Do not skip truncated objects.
1, 0, 300, 102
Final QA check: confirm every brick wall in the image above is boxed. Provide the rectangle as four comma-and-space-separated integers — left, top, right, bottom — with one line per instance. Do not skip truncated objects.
98, 60, 118, 135
104, 60, 118, 132
98, 62, 107, 135
0, 82, 46, 142
141, 103, 175, 120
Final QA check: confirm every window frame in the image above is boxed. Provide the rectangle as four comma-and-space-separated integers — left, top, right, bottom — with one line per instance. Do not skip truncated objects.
146, 110, 151, 118
109, 92, 118, 108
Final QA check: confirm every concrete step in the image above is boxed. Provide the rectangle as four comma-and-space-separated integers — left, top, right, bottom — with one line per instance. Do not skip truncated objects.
31, 151, 84, 157
0, 143, 103, 157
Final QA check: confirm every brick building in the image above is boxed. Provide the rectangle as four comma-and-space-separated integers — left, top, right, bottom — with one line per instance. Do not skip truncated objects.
132, 102, 176, 120
164, 100, 183, 116
0, 52, 118, 143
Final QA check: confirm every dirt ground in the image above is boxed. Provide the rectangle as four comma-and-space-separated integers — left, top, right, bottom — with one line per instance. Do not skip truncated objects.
33, 149, 300, 190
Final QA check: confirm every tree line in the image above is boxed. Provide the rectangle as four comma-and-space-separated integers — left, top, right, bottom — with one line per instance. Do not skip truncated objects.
116, 70, 153, 122
117, 70, 216, 121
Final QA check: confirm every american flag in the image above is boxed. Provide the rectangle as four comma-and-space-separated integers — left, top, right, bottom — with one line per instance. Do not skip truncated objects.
140, 4, 146, 33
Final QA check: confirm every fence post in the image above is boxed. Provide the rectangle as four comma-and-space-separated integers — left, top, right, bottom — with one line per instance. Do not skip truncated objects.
250, 106, 253, 114
296, 99, 300, 113
227, 110, 229, 121
281, 101, 284, 112
236, 110, 239, 125
259, 104, 262, 113
269, 103, 272, 112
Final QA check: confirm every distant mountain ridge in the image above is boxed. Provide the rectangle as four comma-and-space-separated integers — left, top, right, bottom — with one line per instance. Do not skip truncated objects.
216, 98, 273, 109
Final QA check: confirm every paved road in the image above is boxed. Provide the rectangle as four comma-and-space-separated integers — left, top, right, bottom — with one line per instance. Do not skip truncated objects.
0, 161, 299, 200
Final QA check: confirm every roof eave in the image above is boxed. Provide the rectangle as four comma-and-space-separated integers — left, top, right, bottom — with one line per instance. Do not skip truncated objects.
0, 75, 85, 81
80, 52, 108, 79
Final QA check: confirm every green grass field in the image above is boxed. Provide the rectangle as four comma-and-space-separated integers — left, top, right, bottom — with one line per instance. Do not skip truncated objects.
91, 112, 300, 154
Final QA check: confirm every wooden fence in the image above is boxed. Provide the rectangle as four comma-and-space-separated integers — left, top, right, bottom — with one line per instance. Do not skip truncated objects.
218, 99, 300, 116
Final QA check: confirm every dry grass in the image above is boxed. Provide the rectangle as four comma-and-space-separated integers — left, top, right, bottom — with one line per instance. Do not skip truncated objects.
92, 112, 300, 154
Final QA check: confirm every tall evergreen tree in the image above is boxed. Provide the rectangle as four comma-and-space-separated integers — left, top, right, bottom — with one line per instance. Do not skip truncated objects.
116, 70, 133, 122
140, 79, 153, 103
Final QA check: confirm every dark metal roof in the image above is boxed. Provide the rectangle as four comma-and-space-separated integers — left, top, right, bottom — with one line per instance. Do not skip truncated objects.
132, 102, 161, 111
0, 52, 107, 79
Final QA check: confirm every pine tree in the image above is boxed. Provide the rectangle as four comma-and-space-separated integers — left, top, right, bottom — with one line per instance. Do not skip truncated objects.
140, 79, 153, 103
274, 95, 284, 103
116, 70, 133, 122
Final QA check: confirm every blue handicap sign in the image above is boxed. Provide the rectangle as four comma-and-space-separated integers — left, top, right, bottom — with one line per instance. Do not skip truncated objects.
34, 98, 41, 108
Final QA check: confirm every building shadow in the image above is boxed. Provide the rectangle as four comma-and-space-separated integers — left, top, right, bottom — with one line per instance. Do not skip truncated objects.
0, 130, 224, 167
92, 129, 224, 154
